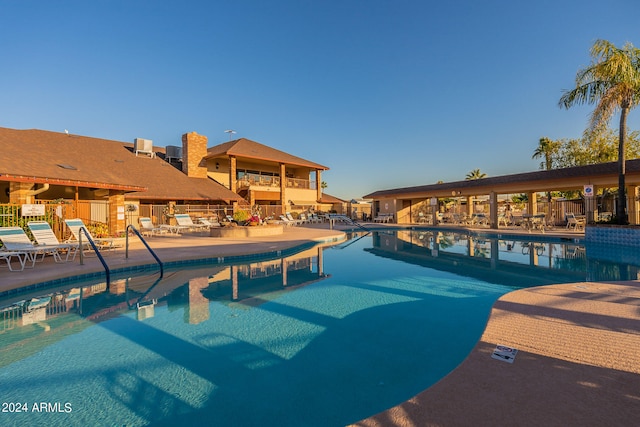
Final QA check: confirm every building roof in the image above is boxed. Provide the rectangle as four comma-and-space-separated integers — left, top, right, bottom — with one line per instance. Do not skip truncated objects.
0, 127, 243, 202
364, 159, 640, 199
319, 193, 346, 204
205, 138, 329, 170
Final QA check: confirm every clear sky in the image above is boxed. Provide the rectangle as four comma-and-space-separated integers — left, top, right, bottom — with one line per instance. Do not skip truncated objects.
2, 0, 640, 200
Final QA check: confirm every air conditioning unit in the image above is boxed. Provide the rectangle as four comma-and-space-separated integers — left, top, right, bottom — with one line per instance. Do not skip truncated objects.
165, 145, 182, 162
134, 138, 155, 158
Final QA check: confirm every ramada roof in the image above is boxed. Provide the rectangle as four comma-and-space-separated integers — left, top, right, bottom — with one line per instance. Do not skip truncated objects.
0, 127, 243, 202
365, 159, 640, 199
205, 138, 329, 170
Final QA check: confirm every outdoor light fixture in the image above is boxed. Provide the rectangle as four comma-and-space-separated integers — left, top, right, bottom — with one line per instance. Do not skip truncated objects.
216, 162, 219, 170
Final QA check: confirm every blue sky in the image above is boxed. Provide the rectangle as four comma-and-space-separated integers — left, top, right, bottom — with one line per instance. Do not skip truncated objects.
2, 0, 640, 200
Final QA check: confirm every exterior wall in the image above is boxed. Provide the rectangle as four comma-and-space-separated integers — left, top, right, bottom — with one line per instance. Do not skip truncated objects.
285, 188, 318, 204
376, 198, 396, 216
208, 158, 231, 188
182, 132, 208, 178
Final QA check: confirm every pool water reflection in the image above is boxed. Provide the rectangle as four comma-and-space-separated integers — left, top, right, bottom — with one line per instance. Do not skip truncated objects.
0, 230, 638, 426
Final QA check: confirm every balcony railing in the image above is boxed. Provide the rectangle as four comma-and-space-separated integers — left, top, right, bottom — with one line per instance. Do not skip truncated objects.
236, 176, 317, 190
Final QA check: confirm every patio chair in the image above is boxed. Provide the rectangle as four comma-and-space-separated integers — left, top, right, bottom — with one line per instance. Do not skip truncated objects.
27, 221, 79, 262
174, 213, 209, 232
64, 219, 121, 252
138, 217, 170, 236
566, 213, 585, 231
0, 226, 55, 267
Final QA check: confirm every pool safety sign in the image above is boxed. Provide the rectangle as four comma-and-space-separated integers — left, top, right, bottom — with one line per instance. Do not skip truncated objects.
584, 185, 594, 197
491, 345, 518, 363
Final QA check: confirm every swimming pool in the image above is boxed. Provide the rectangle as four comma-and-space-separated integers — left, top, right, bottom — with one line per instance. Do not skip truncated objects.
1, 229, 637, 426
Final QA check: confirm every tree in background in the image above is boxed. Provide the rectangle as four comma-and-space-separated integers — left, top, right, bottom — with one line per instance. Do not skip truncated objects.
559, 39, 640, 224
552, 129, 640, 168
465, 169, 487, 180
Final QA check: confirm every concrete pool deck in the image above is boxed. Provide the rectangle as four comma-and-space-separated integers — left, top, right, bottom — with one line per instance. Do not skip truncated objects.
1, 223, 639, 426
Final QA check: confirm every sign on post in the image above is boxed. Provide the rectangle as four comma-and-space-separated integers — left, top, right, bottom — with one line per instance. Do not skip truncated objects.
584, 185, 594, 197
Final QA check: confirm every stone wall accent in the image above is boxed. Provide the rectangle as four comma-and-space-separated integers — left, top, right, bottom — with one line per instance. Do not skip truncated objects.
181, 131, 208, 178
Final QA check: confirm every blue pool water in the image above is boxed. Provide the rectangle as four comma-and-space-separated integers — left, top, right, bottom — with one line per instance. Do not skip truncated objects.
1, 229, 637, 426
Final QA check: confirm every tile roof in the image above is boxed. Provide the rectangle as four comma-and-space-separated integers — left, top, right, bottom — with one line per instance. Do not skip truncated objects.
319, 193, 345, 204
205, 138, 329, 170
0, 127, 243, 202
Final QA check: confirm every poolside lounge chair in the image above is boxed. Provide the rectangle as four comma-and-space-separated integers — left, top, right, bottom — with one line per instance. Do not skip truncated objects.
285, 212, 304, 226
0, 251, 27, 271
138, 217, 170, 236
0, 226, 55, 267
174, 213, 209, 232
64, 219, 121, 252
278, 215, 297, 227
27, 221, 79, 262
198, 217, 221, 228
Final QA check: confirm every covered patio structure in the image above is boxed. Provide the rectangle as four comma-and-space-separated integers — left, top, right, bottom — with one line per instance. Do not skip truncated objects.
365, 159, 640, 228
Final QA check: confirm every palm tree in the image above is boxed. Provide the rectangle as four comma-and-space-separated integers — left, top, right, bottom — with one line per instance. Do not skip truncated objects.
559, 39, 640, 224
465, 169, 487, 180
533, 136, 561, 203
532, 137, 561, 170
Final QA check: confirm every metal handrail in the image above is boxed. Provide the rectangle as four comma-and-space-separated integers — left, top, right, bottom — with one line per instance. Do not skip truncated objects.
125, 225, 164, 278
78, 227, 111, 286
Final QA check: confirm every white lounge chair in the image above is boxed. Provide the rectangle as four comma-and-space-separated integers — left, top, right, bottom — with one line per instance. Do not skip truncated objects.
285, 212, 304, 225
174, 214, 209, 232
0, 226, 54, 267
198, 217, 221, 227
27, 221, 79, 262
64, 219, 121, 251
138, 217, 170, 236
279, 215, 297, 227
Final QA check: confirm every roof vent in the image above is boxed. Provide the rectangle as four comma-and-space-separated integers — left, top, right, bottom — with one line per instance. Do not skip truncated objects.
134, 138, 155, 158
165, 145, 182, 162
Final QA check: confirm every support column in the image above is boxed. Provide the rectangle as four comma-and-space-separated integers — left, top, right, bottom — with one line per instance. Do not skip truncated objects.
627, 185, 639, 225
585, 186, 597, 224
230, 156, 237, 192
528, 192, 537, 215
280, 163, 287, 209
466, 196, 473, 217
489, 191, 498, 229
316, 170, 322, 202
108, 192, 126, 236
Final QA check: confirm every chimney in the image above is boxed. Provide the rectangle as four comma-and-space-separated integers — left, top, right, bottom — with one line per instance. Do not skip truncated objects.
181, 131, 208, 178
